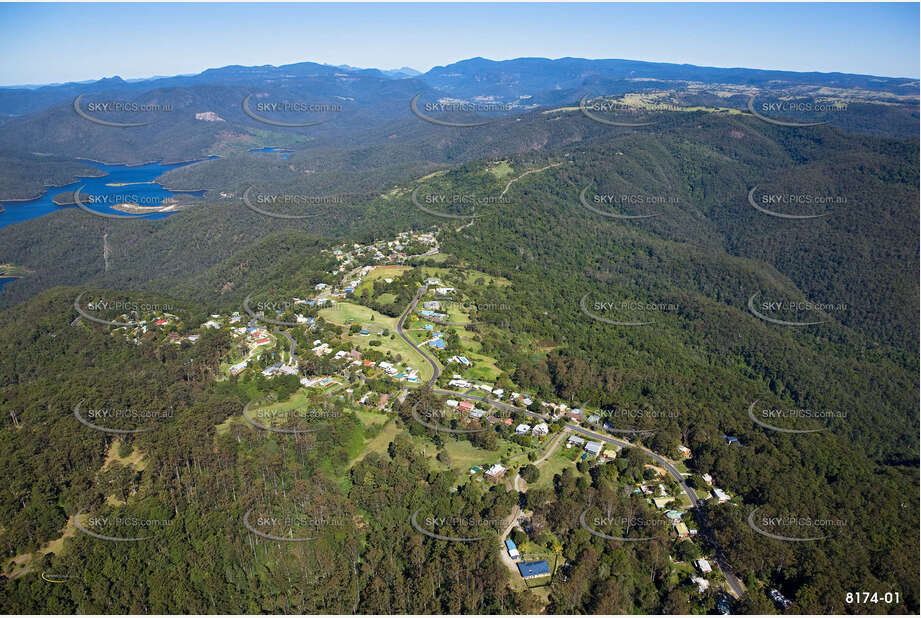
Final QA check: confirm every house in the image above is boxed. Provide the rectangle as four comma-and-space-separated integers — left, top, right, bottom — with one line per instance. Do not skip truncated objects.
435, 287, 455, 295
724, 434, 741, 446
532, 422, 549, 437
769, 589, 793, 610
470, 409, 486, 419
458, 401, 475, 412
673, 522, 690, 538
202, 320, 221, 329
517, 560, 550, 580
567, 435, 586, 447
712, 488, 730, 503
229, 361, 248, 375
484, 464, 506, 480
515, 423, 531, 435
602, 448, 618, 460
677, 445, 692, 458
694, 558, 712, 574
653, 496, 673, 509
153, 318, 168, 326
521, 397, 533, 406
315, 283, 328, 290
505, 539, 521, 560
586, 414, 601, 425
378, 394, 390, 410
691, 575, 710, 593
447, 355, 471, 366
584, 441, 603, 457
701, 473, 713, 486
422, 301, 441, 310
445, 400, 459, 408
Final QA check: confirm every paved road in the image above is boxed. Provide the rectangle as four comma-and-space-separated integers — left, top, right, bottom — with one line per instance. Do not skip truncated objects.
397, 288, 744, 598
279, 330, 297, 364
396, 285, 441, 383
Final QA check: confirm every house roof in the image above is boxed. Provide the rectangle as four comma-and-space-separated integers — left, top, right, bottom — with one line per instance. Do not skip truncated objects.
517, 560, 550, 578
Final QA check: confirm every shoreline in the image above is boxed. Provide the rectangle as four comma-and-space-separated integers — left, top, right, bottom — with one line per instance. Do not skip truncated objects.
1, 155, 217, 204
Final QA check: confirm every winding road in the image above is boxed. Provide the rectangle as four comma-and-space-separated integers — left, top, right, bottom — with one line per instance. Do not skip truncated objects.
396, 285, 745, 599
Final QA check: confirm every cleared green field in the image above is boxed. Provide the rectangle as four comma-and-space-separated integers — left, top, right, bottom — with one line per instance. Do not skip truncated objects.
320, 301, 394, 329
462, 352, 503, 382
320, 302, 436, 383
417, 266, 511, 288
349, 409, 401, 467
530, 447, 581, 490
487, 160, 514, 179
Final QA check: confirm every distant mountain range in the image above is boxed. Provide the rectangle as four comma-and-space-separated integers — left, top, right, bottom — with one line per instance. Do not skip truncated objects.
0, 56, 916, 118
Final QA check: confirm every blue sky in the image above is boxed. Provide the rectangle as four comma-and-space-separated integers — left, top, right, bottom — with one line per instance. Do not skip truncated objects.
0, 2, 917, 85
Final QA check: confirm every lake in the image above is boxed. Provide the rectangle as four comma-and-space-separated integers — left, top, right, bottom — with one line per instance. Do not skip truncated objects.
0, 158, 214, 229
249, 147, 293, 160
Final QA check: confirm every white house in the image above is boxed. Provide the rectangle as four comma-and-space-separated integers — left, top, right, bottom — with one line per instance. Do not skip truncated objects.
694, 558, 712, 574
712, 488, 730, 503
515, 423, 531, 435
532, 422, 549, 436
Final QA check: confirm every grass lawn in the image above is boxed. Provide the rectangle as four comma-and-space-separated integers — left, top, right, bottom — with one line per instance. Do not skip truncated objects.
437, 438, 504, 471
530, 447, 581, 490
462, 352, 503, 382
102, 439, 147, 471
321, 301, 435, 382
487, 160, 514, 179
320, 301, 394, 329
349, 409, 400, 468
411, 251, 450, 264
416, 266, 510, 288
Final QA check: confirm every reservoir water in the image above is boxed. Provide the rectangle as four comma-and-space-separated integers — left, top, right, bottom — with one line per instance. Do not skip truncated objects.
0, 158, 213, 229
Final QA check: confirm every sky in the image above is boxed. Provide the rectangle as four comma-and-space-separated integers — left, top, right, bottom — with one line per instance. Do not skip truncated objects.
0, 2, 918, 86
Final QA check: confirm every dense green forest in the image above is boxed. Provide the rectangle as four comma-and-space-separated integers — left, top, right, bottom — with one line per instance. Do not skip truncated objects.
0, 75, 917, 614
